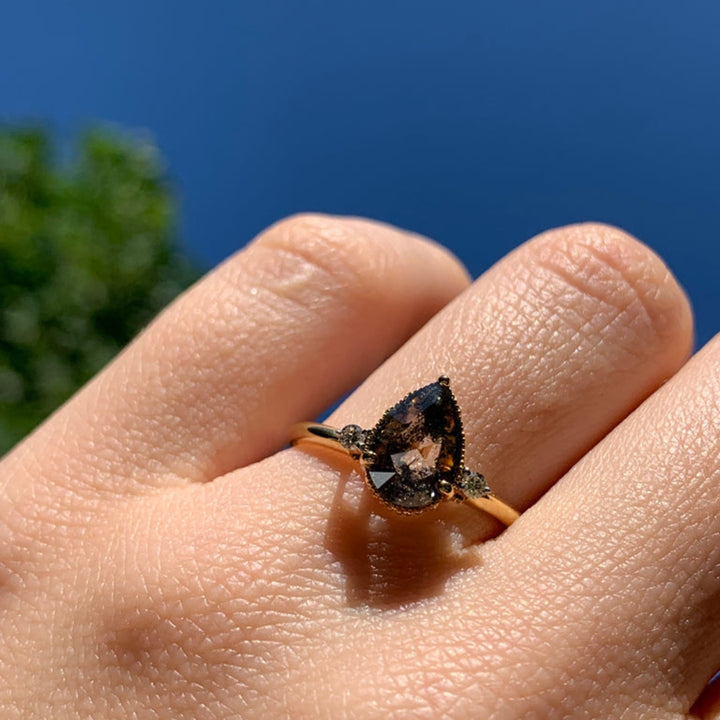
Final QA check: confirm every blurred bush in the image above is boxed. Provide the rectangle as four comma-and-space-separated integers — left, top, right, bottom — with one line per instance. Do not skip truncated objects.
0, 126, 201, 455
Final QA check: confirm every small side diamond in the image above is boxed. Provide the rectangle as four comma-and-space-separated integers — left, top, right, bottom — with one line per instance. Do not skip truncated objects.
338, 424, 366, 452
457, 469, 490, 498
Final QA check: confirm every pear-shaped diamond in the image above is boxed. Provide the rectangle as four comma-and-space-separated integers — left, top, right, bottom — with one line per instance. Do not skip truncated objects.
363, 378, 464, 511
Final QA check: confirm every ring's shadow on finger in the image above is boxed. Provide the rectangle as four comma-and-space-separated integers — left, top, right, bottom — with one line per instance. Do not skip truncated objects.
324, 467, 491, 610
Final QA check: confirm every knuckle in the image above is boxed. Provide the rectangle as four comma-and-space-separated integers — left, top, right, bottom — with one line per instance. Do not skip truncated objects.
249, 213, 404, 306
529, 222, 691, 347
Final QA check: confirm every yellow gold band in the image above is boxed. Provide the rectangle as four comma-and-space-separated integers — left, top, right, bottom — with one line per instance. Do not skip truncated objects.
289, 421, 520, 526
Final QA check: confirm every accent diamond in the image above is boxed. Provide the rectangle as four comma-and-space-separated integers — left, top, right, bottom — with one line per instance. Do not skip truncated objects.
457, 469, 490, 499
338, 424, 366, 452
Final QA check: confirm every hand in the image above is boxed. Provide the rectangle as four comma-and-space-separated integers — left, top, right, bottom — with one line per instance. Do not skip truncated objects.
3, 214, 717, 719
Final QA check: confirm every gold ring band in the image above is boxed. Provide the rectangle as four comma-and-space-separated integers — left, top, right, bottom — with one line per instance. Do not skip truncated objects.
289, 376, 520, 527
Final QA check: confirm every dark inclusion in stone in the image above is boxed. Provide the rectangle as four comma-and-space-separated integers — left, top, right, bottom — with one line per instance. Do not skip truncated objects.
363, 379, 464, 512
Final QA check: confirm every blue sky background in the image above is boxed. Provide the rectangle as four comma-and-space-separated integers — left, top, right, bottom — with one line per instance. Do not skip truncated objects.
2, 1, 720, 344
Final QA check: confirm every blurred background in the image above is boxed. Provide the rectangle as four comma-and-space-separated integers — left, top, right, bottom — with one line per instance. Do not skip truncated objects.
1, 1, 719, 452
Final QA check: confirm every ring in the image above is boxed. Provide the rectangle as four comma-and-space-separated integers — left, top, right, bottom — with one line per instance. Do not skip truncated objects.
289, 376, 520, 526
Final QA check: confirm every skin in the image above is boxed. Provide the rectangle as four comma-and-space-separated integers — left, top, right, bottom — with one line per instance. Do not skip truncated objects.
3, 214, 720, 718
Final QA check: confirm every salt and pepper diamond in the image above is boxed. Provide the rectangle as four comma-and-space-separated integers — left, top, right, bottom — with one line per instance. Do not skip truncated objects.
333, 378, 492, 513
358, 376, 489, 513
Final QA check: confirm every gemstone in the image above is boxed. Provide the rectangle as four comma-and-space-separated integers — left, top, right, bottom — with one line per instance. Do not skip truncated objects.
457, 469, 490, 499
363, 379, 464, 511
338, 424, 366, 452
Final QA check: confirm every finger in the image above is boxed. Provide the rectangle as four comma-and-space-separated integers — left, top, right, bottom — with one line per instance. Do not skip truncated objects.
329, 222, 693, 523
5, 214, 469, 492
467, 336, 720, 717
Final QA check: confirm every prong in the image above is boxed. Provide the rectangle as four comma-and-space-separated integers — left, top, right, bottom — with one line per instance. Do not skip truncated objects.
437, 479, 455, 497
438, 375, 450, 386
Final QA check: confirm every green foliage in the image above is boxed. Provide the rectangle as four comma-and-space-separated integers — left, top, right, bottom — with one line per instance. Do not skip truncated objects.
0, 126, 201, 455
